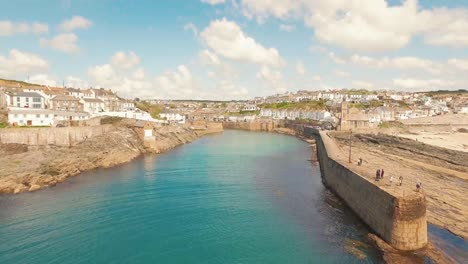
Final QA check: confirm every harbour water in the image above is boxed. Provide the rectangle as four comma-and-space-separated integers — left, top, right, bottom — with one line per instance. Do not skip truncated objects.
0, 130, 464, 263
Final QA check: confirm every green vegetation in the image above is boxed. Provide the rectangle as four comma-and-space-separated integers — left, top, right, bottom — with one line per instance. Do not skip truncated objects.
100, 116, 124, 125
351, 100, 384, 110
378, 121, 404, 129
227, 110, 260, 116
0, 122, 6, 128
259, 100, 326, 110
136, 101, 164, 119
426, 89, 467, 95
0, 78, 40, 87
346, 89, 377, 95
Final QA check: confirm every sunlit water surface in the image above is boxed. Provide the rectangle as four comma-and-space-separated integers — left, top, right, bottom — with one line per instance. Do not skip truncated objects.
0, 130, 465, 263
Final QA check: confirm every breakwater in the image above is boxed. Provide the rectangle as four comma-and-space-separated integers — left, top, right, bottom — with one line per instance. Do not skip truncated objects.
302, 126, 428, 251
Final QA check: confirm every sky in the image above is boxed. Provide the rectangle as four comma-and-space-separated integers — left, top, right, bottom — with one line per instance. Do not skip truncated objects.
1, 0, 468, 100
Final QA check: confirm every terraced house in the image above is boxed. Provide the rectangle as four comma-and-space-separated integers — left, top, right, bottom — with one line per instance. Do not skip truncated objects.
50, 95, 84, 112
10, 92, 45, 109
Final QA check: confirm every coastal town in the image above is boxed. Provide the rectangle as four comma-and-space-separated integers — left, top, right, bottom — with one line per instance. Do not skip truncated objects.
1, 79, 467, 131
2, 1, 468, 263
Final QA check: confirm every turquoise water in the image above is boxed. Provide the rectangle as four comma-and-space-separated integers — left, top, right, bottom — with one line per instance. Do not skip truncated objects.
1, 130, 387, 263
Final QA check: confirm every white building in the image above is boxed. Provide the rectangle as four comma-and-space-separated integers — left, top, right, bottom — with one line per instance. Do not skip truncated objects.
260, 108, 331, 121
159, 111, 186, 124
242, 104, 258, 111
10, 92, 45, 109
80, 98, 105, 114
122, 101, 136, 111
8, 108, 90, 126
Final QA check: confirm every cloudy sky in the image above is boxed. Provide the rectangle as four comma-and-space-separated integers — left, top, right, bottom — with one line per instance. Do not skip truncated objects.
1, 0, 468, 100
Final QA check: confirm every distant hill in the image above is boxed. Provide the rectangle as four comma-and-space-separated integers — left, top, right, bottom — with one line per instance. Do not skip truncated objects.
0, 78, 50, 89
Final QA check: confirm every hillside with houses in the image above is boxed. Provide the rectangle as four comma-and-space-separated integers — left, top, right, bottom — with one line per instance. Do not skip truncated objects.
0, 79, 148, 127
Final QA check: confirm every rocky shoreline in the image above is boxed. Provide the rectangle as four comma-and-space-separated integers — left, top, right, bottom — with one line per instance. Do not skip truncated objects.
0, 122, 222, 194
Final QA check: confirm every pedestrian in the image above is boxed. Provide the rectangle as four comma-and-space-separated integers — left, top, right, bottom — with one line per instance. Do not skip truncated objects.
399, 176, 403, 186
376, 169, 381, 181
416, 182, 421, 192
381, 169, 385, 179
357, 158, 363, 166
390, 175, 394, 185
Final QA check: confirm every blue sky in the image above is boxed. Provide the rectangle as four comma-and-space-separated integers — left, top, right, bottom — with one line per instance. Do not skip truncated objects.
1, 0, 468, 99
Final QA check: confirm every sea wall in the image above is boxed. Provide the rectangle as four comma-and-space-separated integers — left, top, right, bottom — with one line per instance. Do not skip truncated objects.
303, 126, 427, 251
0, 125, 113, 147
222, 120, 282, 131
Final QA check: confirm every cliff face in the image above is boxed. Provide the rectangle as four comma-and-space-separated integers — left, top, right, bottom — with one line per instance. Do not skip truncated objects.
0, 123, 223, 194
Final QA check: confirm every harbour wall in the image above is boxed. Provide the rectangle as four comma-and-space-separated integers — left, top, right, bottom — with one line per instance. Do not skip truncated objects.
0, 125, 113, 147
302, 126, 427, 251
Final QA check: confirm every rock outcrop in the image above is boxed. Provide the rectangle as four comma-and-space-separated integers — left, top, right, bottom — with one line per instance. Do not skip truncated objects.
0, 122, 223, 194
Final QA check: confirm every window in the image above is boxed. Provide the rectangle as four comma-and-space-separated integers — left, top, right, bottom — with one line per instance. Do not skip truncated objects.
16, 103, 20, 107
33, 97, 41, 103
26, 98, 29, 102
45, 114, 49, 118
36, 114, 40, 118
16, 97, 20, 102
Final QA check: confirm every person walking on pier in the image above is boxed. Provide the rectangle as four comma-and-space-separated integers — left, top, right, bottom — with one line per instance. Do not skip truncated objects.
399, 176, 403, 186
376, 169, 381, 181
390, 175, 394, 185
416, 179, 422, 192
380, 169, 385, 179
357, 158, 363, 166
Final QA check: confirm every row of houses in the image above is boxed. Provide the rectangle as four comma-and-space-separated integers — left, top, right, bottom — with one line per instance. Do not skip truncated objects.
1, 85, 137, 126
259, 109, 333, 121
2, 89, 135, 113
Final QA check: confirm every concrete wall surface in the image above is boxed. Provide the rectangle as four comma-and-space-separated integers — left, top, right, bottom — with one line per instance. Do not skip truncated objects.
303, 126, 427, 251
0, 125, 113, 147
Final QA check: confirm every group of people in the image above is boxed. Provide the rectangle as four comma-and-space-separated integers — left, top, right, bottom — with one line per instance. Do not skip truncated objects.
375, 168, 404, 186
358, 158, 420, 191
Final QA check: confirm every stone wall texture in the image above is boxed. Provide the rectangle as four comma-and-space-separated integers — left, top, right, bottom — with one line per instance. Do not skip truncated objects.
222, 120, 280, 131
303, 126, 427, 251
0, 125, 113, 147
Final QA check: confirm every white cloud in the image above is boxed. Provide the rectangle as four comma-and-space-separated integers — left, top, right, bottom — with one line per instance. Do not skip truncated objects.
88, 64, 116, 83
0, 49, 49, 78
352, 80, 374, 89
335, 70, 350, 77
65, 76, 89, 88
32, 22, 49, 34
0, 21, 48, 36
60, 16, 92, 31
111, 51, 140, 69
329, 53, 468, 75
393, 78, 457, 90
199, 49, 220, 65
295, 61, 305, 75
218, 80, 249, 98
448, 59, 468, 72
39, 33, 79, 53
87, 62, 153, 98
256, 65, 286, 93
312, 75, 321, 81
201, 0, 225, 5
28, 74, 57, 87
132, 68, 146, 80
200, 18, 285, 67
237, 0, 468, 51
279, 24, 295, 32
184, 22, 198, 36
155, 65, 197, 99
240, 0, 302, 23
